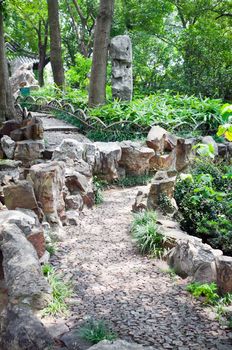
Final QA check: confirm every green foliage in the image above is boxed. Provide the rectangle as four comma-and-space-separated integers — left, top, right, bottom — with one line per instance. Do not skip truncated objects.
79, 319, 117, 344
186, 282, 219, 305
193, 143, 216, 159
175, 160, 232, 255
131, 211, 167, 258
115, 174, 153, 188
66, 54, 92, 89
88, 92, 223, 137
42, 264, 72, 316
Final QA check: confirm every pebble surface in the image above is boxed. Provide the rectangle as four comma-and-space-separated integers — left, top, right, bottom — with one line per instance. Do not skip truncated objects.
50, 187, 232, 350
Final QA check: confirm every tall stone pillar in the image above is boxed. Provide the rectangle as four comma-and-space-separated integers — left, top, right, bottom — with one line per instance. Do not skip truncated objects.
110, 35, 133, 101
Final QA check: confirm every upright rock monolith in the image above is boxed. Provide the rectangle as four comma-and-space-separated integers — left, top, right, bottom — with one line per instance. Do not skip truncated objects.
110, 35, 133, 101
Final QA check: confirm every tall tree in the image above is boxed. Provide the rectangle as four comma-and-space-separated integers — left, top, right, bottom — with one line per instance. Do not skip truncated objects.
88, 0, 114, 107
0, 3, 16, 122
47, 0, 65, 88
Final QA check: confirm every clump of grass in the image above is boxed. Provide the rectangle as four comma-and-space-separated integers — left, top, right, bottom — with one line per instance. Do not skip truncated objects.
42, 264, 72, 316
93, 176, 108, 205
131, 211, 167, 258
45, 243, 56, 255
79, 319, 117, 344
115, 174, 153, 188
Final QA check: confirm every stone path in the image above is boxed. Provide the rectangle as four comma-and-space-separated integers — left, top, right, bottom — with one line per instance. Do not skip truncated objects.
50, 186, 232, 350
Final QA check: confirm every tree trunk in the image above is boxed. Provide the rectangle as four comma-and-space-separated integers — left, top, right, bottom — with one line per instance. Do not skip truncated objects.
0, 9, 16, 123
38, 20, 49, 87
47, 0, 65, 89
88, 0, 114, 107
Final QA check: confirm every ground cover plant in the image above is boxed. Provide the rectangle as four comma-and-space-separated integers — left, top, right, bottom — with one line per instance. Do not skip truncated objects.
79, 319, 117, 344
175, 160, 232, 255
131, 210, 167, 258
42, 264, 72, 316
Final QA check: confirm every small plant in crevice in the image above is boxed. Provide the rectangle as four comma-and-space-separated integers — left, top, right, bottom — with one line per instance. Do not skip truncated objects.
131, 211, 167, 258
186, 282, 219, 305
93, 176, 108, 205
115, 174, 153, 188
45, 242, 56, 255
42, 264, 72, 316
79, 319, 117, 344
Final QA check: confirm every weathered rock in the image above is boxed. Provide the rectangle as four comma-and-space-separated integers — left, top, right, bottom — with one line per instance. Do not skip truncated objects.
94, 142, 122, 181
217, 143, 228, 157
132, 190, 148, 212
29, 161, 65, 226
119, 141, 154, 175
167, 239, 223, 282
202, 136, 218, 156
14, 140, 45, 163
60, 329, 92, 350
52, 138, 84, 161
9, 62, 39, 95
0, 120, 21, 138
110, 35, 133, 101
149, 150, 176, 171
0, 223, 51, 309
73, 159, 93, 178
0, 160, 20, 185
3, 180, 40, 216
147, 126, 177, 153
88, 340, 154, 350
1, 135, 15, 159
65, 170, 90, 194
147, 174, 176, 210
83, 142, 96, 168
0, 304, 54, 350
65, 194, 84, 211
216, 256, 232, 294
175, 138, 194, 172
10, 116, 43, 141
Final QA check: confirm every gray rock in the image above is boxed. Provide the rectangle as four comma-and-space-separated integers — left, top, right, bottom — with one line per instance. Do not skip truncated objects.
1, 135, 15, 159
0, 159, 21, 185
88, 339, 154, 350
14, 140, 45, 163
0, 223, 51, 309
147, 176, 176, 210
65, 194, 84, 211
66, 211, 79, 226
94, 142, 122, 181
9, 62, 39, 96
60, 329, 92, 350
110, 35, 133, 101
119, 141, 154, 175
0, 209, 40, 236
216, 256, 232, 294
53, 138, 84, 161
167, 239, 223, 282
0, 304, 53, 350
65, 170, 90, 194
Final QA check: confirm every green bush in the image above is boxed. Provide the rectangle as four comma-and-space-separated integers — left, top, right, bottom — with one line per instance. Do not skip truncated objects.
66, 54, 92, 89
131, 211, 167, 258
175, 160, 232, 255
186, 282, 219, 305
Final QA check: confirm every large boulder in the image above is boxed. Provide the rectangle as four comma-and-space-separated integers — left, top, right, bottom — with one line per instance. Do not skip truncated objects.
147, 126, 177, 153
14, 140, 45, 164
119, 141, 154, 175
1, 135, 15, 159
88, 340, 154, 350
0, 223, 51, 309
52, 138, 84, 161
149, 150, 176, 172
29, 161, 65, 226
147, 171, 176, 210
10, 116, 43, 142
175, 138, 194, 172
216, 256, 232, 294
167, 239, 223, 282
3, 181, 42, 219
0, 304, 54, 350
94, 142, 122, 181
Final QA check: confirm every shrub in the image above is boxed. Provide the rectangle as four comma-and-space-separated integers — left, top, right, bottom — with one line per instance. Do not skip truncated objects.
93, 177, 108, 205
79, 319, 117, 344
186, 282, 219, 305
175, 160, 232, 255
131, 211, 167, 258
115, 174, 153, 187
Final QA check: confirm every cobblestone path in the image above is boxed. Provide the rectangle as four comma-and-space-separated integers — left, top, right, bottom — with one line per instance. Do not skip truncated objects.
51, 187, 232, 350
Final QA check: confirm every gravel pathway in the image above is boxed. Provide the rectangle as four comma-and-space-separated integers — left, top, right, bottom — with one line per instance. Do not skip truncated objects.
51, 186, 232, 350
